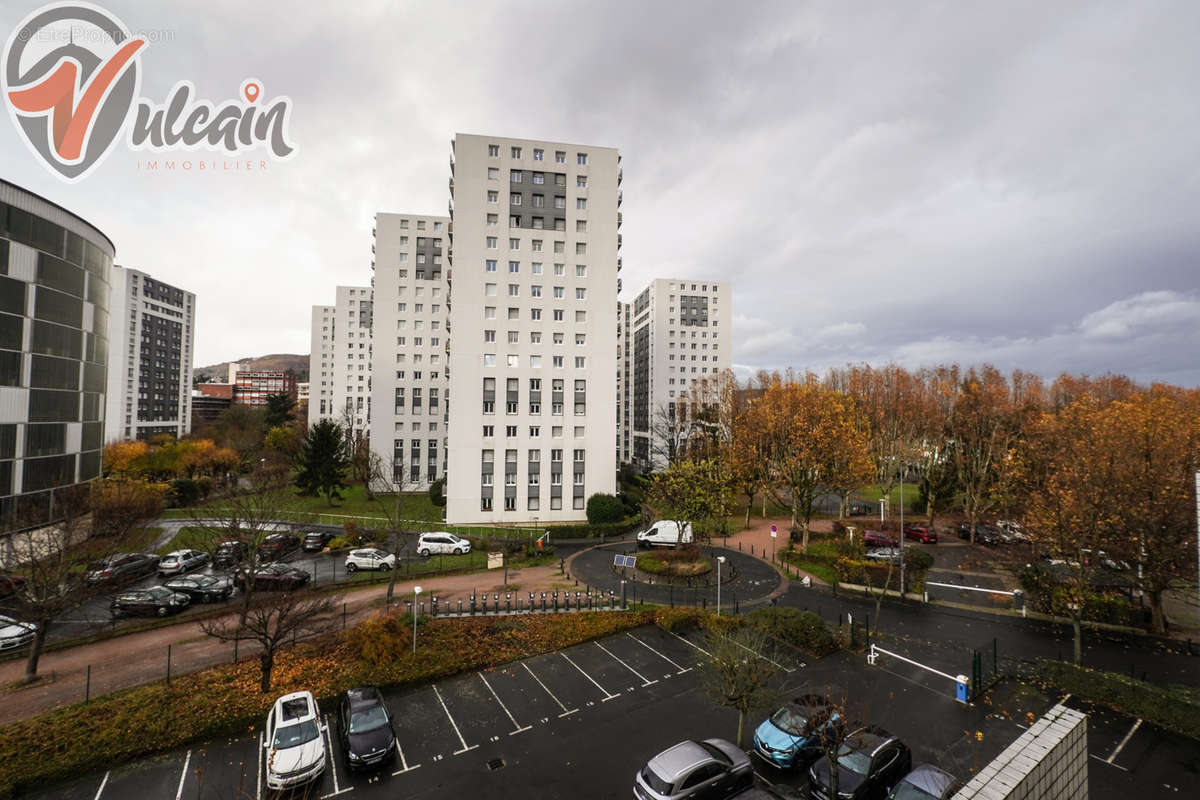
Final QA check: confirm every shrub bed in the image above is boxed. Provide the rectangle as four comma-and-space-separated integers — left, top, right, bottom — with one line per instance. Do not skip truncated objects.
636, 546, 712, 577
0, 609, 663, 798
746, 607, 837, 656
1034, 661, 1200, 740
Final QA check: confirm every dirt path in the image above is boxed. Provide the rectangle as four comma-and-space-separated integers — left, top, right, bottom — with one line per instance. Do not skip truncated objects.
0, 564, 567, 726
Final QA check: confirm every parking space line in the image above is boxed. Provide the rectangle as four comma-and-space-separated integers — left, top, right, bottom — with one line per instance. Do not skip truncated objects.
478, 671, 533, 733
521, 662, 578, 717
1105, 719, 1142, 764
731, 639, 794, 673
256, 731, 263, 800
391, 742, 421, 775
321, 715, 353, 797
596, 641, 657, 686
1090, 753, 1130, 772
628, 632, 691, 674
92, 771, 109, 800
561, 652, 619, 701
174, 750, 191, 800
669, 630, 712, 658
433, 684, 479, 754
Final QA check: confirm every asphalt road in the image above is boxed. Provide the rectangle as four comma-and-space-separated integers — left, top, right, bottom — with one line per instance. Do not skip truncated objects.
20, 622, 1193, 800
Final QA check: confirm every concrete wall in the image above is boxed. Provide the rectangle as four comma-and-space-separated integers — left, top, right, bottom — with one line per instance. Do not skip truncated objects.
955, 703, 1088, 800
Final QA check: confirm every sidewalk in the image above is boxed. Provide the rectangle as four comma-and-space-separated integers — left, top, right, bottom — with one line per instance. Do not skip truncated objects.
716, 515, 835, 584
0, 563, 571, 727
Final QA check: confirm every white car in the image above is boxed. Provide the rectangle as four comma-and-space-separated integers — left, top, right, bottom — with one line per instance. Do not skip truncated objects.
416, 532, 472, 556
157, 549, 210, 576
344, 548, 396, 572
264, 691, 327, 791
636, 520, 694, 549
0, 615, 37, 651
864, 547, 903, 563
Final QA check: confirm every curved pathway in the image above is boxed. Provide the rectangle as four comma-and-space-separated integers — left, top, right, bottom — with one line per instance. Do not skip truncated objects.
568, 542, 782, 610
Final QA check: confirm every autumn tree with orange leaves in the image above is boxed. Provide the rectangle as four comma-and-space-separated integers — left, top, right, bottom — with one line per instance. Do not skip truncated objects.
752, 374, 873, 553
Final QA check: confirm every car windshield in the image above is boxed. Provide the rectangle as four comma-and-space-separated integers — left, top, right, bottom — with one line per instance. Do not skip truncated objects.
146, 586, 171, 599
836, 743, 872, 775
348, 705, 390, 734
890, 783, 939, 800
273, 720, 319, 749
641, 766, 674, 795
770, 706, 810, 736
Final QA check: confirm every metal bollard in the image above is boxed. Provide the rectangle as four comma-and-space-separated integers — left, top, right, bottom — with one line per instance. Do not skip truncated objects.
458, 599, 463, 615
553, 591, 559, 613
575, 591, 581, 611
494, 594, 500, 614
506, 593, 511, 613
541, 592, 547, 612
470, 594, 476, 615
431, 597, 439, 617
529, 592, 535, 613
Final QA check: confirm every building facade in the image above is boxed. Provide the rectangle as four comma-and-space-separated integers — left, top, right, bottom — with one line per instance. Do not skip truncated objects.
368, 212, 450, 491
104, 266, 195, 442
232, 369, 297, 407
0, 180, 113, 528
328, 286, 372, 443
445, 134, 622, 524
628, 279, 731, 470
307, 305, 335, 427
616, 301, 632, 465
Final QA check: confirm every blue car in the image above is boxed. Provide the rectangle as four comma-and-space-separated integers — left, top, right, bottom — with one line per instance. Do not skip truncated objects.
752, 695, 837, 769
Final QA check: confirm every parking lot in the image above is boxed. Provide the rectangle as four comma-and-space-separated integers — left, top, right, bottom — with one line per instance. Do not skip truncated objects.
18, 618, 1199, 799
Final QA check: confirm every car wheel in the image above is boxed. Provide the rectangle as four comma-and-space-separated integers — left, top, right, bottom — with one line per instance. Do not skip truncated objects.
454, 547, 466, 555
419, 548, 430, 557
346, 563, 358, 573
157, 606, 168, 617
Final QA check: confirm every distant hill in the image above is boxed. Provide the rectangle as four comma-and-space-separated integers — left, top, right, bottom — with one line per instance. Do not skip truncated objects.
195, 353, 309, 383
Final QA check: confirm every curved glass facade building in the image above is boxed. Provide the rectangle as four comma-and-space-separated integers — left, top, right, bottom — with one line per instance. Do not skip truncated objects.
0, 180, 112, 529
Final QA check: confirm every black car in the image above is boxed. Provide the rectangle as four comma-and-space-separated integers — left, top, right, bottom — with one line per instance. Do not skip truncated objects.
0, 574, 26, 601
86, 553, 159, 585
302, 530, 336, 552
213, 540, 249, 569
887, 764, 962, 800
956, 524, 1001, 546
258, 533, 301, 562
111, 586, 191, 617
163, 574, 234, 603
338, 686, 398, 770
808, 726, 912, 800
236, 563, 311, 591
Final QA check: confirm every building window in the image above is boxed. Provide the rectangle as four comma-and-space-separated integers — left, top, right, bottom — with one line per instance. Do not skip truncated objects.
511, 146, 522, 158
487, 191, 498, 203
533, 148, 544, 161
486, 236, 498, 248
488, 144, 500, 156
577, 152, 587, 165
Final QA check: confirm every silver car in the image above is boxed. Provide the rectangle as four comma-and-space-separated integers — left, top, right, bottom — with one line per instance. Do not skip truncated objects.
0, 615, 37, 651
634, 739, 752, 800
158, 549, 210, 576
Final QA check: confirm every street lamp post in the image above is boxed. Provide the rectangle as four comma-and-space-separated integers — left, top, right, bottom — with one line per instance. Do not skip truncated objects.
899, 466, 905, 596
716, 556, 727, 616
412, 585, 422, 654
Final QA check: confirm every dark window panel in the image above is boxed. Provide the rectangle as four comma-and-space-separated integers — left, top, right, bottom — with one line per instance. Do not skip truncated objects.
21, 454, 75, 492
81, 392, 100, 422
28, 389, 79, 422
0, 460, 11, 496
33, 286, 82, 327
0, 238, 9, 275
31, 320, 82, 359
0, 350, 20, 386
82, 361, 104, 392
78, 450, 101, 481
0, 276, 25, 315
30, 354, 80, 390
65, 230, 84, 266
31, 217, 64, 257
0, 425, 15, 460
37, 253, 85, 298
0, 313, 22, 351
24, 423, 66, 457
4, 206, 34, 249
83, 240, 104, 275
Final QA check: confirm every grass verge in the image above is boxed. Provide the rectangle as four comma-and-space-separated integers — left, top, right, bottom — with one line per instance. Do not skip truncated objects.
1033, 661, 1200, 741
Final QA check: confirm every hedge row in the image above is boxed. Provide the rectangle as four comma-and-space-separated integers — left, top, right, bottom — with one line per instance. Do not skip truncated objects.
1034, 661, 1200, 740
542, 515, 641, 538
0, 610, 659, 798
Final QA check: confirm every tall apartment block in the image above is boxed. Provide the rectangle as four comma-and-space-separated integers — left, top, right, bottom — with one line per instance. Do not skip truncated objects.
308, 304, 334, 427
1, 180, 112, 528
104, 266, 195, 442
628, 279, 731, 470
445, 134, 622, 523
616, 301, 632, 464
368, 212, 450, 491
307, 288, 372, 441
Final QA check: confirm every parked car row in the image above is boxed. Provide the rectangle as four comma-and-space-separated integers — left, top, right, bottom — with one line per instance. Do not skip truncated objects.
631, 696, 963, 800
263, 685, 400, 791
956, 522, 1029, 546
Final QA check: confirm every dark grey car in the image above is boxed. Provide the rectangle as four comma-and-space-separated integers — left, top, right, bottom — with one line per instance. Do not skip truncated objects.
634, 738, 753, 800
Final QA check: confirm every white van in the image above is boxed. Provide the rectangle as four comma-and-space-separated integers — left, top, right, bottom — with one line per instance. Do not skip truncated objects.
636, 520, 694, 548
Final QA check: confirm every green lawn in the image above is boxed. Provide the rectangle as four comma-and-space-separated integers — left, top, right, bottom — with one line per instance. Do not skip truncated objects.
160, 486, 445, 526
857, 483, 918, 513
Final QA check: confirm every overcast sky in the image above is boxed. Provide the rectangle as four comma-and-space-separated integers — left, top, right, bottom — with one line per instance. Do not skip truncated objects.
3, 0, 1198, 385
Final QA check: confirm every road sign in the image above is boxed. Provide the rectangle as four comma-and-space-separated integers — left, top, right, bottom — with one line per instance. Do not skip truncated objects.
770, 524, 778, 538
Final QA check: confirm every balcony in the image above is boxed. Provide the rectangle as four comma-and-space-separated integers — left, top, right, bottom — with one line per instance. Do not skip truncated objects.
617, 233, 622, 249
617, 256, 622, 272
618, 190, 623, 207
617, 211, 622, 228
